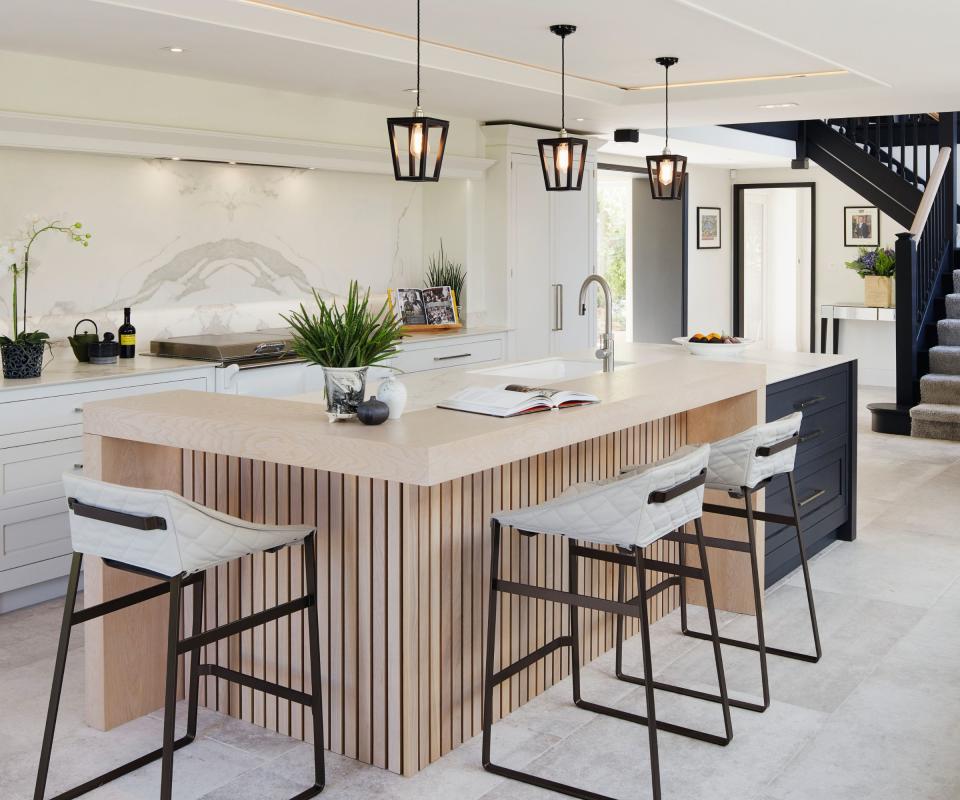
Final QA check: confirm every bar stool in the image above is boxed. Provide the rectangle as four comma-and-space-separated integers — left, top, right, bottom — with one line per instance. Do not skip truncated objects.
481, 444, 732, 800
34, 473, 326, 800
617, 412, 821, 715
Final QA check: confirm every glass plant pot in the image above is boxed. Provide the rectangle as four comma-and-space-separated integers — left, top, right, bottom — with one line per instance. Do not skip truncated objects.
322, 366, 368, 421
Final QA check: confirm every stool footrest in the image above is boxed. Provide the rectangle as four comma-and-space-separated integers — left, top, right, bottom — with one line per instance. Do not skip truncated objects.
45, 734, 196, 800
614, 669, 768, 713
495, 580, 641, 618
178, 595, 312, 654
663, 531, 752, 553
683, 627, 821, 663
71, 572, 202, 625
702, 502, 797, 528
491, 636, 573, 687
484, 762, 616, 800
197, 664, 313, 706
574, 698, 731, 747
569, 545, 704, 580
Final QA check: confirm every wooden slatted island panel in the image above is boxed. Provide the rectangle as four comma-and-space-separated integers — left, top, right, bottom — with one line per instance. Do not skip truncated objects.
80, 344, 770, 776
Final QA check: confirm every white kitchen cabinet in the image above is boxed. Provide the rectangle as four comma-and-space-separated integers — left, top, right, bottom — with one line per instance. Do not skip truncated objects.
484, 124, 598, 362
0, 363, 215, 611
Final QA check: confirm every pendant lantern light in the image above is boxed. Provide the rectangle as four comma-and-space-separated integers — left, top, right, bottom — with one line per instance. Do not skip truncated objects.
386, 0, 449, 181
538, 24, 588, 192
646, 56, 687, 200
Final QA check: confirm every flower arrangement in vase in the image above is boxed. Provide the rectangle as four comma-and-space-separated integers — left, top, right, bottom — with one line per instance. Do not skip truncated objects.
282, 281, 404, 421
1, 217, 92, 379
845, 246, 895, 308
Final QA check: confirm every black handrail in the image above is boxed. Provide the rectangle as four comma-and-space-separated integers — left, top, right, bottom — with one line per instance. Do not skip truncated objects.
824, 115, 940, 188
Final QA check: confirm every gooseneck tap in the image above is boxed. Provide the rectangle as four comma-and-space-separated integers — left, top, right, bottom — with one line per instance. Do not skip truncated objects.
578, 274, 614, 373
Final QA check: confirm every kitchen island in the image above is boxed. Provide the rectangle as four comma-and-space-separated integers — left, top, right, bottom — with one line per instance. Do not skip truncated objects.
77, 343, 854, 775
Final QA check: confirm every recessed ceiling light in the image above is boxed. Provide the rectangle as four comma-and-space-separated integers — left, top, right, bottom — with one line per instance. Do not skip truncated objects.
228, 161, 237, 165
575, 117, 585, 122
170, 157, 181, 161
164, 46, 185, 54
402, 87, 419, 93
757, 102, 799, 109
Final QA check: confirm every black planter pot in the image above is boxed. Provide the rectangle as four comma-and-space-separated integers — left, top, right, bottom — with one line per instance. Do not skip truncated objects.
1, 341, 46, 379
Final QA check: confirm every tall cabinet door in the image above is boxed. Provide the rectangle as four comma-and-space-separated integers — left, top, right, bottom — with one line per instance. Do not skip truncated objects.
510, 154, 553, 361
550, 164, 595, 354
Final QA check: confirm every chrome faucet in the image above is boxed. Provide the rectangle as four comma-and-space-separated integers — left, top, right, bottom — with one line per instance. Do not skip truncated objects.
578, 274, 614, 373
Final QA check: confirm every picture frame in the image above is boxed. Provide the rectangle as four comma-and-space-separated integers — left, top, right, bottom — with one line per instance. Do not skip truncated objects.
844, 205, 880, 247
696, 206, 721, 249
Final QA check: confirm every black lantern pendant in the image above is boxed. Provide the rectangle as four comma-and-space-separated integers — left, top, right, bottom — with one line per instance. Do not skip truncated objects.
646, 56, 687, 200
538, 24, 588, 192
387, 0, 449, 181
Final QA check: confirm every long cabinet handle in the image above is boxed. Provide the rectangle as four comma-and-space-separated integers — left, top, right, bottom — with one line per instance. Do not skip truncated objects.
434, 353, 472, 362
795, 394, 826, 410
798, 488, 826, 507
551, 284, 563, 331
799, 428, 823, 445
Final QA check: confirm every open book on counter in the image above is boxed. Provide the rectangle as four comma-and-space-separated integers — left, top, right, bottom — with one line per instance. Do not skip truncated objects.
437, 384, 599, 418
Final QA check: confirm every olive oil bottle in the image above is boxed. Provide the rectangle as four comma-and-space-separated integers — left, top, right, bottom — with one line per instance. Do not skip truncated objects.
118, 307, 136, 359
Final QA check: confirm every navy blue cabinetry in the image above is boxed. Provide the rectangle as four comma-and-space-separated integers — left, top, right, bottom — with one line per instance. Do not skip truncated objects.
764, 361, 858, 587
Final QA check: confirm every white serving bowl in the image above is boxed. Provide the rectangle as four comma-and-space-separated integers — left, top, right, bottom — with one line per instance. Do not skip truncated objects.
672, 337, 755, 359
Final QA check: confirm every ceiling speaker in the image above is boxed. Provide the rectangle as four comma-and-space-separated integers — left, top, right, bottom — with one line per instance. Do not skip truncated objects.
613, 128, 639, 143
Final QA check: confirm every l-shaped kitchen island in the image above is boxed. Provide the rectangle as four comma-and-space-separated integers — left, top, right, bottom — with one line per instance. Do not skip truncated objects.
76, 343, 856, 776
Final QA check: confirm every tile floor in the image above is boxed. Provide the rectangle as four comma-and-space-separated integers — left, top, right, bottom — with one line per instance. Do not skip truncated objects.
3, 387, 960, 800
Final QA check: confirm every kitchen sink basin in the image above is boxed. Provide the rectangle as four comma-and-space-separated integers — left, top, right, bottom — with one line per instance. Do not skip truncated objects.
471, 358, 630, 382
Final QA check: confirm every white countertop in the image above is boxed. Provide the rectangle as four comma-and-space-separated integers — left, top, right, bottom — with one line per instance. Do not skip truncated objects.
0, 348, 212, 393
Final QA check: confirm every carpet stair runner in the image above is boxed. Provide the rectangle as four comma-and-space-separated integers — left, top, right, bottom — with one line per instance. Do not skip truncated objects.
911, 268, 960, 440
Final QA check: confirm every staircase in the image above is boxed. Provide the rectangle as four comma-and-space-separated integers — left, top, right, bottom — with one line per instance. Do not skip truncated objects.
911, 267, 960, 439
726, 112, 959, 440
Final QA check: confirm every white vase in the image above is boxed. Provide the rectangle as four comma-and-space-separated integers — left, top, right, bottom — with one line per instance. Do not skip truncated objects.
378, 374, 408, 419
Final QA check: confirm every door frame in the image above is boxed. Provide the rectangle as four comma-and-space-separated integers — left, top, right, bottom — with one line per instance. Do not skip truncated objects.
597, 163, 689, 334
733, 181, 817, 351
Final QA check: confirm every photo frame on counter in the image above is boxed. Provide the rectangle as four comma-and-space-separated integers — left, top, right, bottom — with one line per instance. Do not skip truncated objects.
696, 206, 721, 249
844, 205, 880, 247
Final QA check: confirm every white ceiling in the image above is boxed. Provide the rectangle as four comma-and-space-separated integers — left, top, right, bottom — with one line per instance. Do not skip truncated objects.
2, 0, 959, 161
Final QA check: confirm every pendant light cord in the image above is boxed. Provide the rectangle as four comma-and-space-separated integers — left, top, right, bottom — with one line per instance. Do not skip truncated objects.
561, 32, 566, 130
416, 0, 421, 105
664, 62, 669, 149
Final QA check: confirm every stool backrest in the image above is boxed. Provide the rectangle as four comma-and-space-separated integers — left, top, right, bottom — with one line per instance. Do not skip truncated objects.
707, 411, 803, 491
62, 473, 314, 577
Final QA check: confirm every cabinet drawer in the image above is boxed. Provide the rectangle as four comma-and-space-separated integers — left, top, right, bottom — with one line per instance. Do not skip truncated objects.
0, 498, 72, 573
794, 401, 848, 463
0, 437, 83, 510
389, 337, 503, 374
767, 368, 848, 421
0, 376, 209, 437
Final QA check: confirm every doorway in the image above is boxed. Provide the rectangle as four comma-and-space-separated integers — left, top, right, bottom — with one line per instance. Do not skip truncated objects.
597, 164, 687, 343
734, 182, 815, 352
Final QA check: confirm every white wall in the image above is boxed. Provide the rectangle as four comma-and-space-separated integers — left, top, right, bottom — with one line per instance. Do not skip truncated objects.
0, 52, 495, 345
685, 165, 734, 335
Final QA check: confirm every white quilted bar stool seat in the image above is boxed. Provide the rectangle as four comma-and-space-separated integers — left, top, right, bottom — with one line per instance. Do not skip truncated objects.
482, 444, 733, 800
705, 412, 803, 492
495, 444, 709, 548
63, 472, 313, 577
35, 474, 326, 800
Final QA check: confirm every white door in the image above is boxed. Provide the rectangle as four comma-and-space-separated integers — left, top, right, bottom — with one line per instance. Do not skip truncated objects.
550, 165, 595, 354
510, 154, 553, 361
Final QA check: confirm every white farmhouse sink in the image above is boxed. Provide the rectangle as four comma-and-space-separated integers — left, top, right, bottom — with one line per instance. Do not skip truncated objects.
471, 358, 629, 382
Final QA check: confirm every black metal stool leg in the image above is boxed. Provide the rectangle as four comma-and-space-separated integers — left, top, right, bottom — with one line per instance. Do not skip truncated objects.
569, 538, 583, 706
787, 473, 823, 661
634, 549, 662, 800
300, 532, 326, 798
34, 553, 84, 800
743, 491, 771, 709
160, 574, 184, 800
186, 573, 205, 741
481, 520, 502, 771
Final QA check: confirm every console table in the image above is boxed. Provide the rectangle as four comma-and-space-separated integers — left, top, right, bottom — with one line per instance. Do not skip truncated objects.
819, 303, 895, 354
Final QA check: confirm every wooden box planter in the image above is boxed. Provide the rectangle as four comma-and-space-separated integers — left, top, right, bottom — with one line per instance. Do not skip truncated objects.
864, 275, 894, 308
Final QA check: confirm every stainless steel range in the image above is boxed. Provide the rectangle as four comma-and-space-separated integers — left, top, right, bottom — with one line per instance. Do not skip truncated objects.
150, 330, 323, 396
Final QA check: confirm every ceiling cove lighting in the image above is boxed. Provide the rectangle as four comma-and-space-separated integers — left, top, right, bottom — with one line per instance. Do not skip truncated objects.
757, 102, 799, 109
646, 56, 687, 201
386, 0, 449, 182
538, 24, 587, 192
164, 46, 185, 53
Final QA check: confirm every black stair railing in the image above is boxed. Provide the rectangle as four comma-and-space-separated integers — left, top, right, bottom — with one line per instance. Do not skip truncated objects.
895, 113, 958, 408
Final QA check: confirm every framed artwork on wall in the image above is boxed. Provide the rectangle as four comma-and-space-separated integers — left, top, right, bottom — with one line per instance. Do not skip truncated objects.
696, 206, 721, 249
844, 205, 880, 247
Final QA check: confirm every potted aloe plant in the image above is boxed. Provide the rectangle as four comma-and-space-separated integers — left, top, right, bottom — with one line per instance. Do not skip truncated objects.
1, 218, 91, 379
283, 281, 404, 420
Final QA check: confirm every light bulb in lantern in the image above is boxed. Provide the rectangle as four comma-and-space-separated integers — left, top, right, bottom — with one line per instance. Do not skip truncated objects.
409, 122, 424, 158
556, 141, 570, 172
658, 151, 674, 186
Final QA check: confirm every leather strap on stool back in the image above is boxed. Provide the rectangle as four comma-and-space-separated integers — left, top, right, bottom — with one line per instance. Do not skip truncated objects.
494, 444, 710, 550
706, 412, 803, 492
63, 472, 314, 577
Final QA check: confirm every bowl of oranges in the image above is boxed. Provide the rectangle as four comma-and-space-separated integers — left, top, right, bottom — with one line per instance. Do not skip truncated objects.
672, 332, 754, 359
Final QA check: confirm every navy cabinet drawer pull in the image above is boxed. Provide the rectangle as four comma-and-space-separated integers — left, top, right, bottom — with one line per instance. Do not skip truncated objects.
799, 429, 823, 445
795, 394, 826, 410
798, 488, 826, 507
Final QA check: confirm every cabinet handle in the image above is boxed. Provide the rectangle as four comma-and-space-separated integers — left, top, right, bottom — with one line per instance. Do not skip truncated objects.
795, 394, 826, 410
434, 353, 472, 362
557, 283, 563, 331
73, 407, 83, 413
551, 284, 561, 331
73, 463, 84, 470
799, 429, 823, 445
798, 488, 826, 507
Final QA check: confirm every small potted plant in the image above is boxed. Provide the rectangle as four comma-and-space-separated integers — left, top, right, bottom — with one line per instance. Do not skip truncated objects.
845, 245, 895, 308
1, 218, 91, 379
283, 281, 404, 421
424, 239, 467, 324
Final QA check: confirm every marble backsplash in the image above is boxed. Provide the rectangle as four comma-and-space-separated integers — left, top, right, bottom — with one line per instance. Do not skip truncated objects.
0, 148, 456, 345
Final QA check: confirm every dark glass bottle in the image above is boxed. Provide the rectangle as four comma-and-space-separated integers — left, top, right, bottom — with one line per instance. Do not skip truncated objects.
118, 307, 136, 359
